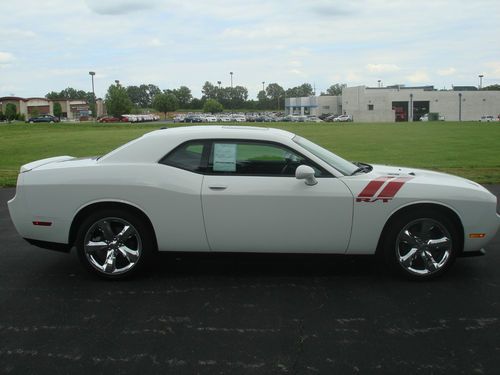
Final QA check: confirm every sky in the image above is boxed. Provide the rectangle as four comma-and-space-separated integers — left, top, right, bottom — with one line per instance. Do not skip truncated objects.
1, 0, 499, 99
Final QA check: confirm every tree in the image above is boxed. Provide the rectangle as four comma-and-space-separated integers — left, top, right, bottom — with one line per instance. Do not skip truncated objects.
257, 90, 269, 109
46, 88, 94, 102
5, 103, 17, 122
265, 83, 285, 110
321, 83, 346, 96
126, 85, 145, 107
142, 84, 161, 107
230, 86, 248, 108
53, 102, 62, 119
203, 99, 224, 114
286, 83, 314, 98
201, 81, 218, 100
171, 86, 192, 108
153, 93, 179, 119
105, 84, 133, 117
45, 91, 61, 100
481, 84, 500, 91
190, 98, 203, 110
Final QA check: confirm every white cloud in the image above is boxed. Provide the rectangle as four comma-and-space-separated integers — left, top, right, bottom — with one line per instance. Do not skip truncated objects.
366, 64, 400, 73
437, 67, 456, 76
407, 71, 431, 83
84, 0, 161, 15
0, 0, 499, 98
0, 52, 15, 66
147, 38, 164, 47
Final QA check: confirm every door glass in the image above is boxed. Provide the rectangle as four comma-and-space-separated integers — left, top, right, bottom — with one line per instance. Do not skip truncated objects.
209, 142, 316, 176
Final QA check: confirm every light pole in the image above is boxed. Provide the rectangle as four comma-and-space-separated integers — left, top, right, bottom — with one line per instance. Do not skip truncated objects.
217, 81, 221, 89
458, 93, 462, 121
262, 81, 265, 92
378, 79, 381, 88
229, 72, 234, 113
89, 71, 96, 118
479, 74, 484, 89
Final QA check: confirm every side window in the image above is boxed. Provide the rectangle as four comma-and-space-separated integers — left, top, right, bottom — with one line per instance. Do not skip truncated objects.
160, 142, 205, 173
209, 141, 324, 176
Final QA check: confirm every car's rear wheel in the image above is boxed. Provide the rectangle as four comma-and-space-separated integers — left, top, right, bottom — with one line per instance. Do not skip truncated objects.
76, 209, 154, 279
382, 209, 459, 280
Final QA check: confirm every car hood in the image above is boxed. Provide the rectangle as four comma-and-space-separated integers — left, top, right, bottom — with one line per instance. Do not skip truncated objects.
364, 164, 489, 193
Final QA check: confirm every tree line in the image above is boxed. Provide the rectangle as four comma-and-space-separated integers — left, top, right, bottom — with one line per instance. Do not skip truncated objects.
39, 82, 349, 117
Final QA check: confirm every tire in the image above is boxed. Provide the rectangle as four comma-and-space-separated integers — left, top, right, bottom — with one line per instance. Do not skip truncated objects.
382, 208, 459, 280
75, 208, 155, 279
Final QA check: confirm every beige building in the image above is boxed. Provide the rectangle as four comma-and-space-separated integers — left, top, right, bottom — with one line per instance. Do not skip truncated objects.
285, 86, 500, 122
0, 96, 104, 120
342, 86, 500, 122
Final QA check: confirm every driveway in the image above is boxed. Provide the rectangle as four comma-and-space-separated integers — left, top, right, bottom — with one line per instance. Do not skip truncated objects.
1, 186, 499, 374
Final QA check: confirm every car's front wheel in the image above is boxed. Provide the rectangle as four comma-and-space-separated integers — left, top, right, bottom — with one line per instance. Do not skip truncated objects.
382, 208, 460, 280
76, 209, 154, 279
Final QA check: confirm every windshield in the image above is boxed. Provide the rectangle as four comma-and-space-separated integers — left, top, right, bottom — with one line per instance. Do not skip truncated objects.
293, 136, 358, 176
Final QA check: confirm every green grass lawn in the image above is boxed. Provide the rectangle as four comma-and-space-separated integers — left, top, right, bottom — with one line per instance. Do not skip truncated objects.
1, 121, 499, 186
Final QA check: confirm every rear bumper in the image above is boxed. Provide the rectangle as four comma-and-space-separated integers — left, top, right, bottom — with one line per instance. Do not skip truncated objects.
24, 238, 71, 253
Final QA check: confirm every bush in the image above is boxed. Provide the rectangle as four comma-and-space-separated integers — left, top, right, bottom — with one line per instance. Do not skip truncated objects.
203, 99, 224, 114
17, 113, 26, 121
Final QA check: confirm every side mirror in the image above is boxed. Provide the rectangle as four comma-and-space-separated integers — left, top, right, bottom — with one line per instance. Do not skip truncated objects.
295, 165, 317, 186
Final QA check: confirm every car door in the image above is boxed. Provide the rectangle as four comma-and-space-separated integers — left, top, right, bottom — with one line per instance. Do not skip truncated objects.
201, 140, 353, 253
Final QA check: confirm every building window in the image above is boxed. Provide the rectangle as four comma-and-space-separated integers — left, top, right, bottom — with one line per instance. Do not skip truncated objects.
368, 104, 374, 111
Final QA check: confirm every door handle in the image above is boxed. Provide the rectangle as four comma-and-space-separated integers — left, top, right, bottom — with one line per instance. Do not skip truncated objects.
209, 185, 228, 190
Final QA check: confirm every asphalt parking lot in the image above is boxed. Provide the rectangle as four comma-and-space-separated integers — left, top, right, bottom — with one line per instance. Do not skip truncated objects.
1, 187, 499, 374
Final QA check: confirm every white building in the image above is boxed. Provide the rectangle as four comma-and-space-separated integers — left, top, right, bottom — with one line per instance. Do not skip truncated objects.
285, 95, 342, 116
285, 85, 500, 122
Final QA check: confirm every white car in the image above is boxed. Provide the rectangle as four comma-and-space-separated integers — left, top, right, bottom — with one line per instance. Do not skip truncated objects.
205, 115, 217, 123
333, 114, 353, 122
8, 126, 500, 280
479, 115, 497, 122
420, 114, 445, 122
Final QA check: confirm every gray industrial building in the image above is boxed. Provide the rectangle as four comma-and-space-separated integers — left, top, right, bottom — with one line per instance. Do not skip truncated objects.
285, 85, 500, 122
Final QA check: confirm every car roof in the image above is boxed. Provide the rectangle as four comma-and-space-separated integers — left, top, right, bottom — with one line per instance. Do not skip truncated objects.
101, 126, 297, 164
143, 125, 295, 140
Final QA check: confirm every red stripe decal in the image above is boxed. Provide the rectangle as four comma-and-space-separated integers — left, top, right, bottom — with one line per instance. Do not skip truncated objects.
377, 177, 413, 199
357, 176, 394, 198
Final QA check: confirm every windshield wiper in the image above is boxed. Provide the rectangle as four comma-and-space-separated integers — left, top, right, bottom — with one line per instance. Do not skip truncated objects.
351, 162, 372, 175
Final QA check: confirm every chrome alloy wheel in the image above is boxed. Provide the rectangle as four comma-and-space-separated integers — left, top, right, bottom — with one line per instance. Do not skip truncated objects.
395, 218, 452, 276
83, 217, 142, 275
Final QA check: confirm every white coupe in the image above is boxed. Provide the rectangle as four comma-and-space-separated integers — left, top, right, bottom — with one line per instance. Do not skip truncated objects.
8, 126, 500, 279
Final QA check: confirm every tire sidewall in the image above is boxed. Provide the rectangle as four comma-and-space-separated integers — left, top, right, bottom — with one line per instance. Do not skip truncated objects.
383, 208, 460, 280
75, 208, 154, 279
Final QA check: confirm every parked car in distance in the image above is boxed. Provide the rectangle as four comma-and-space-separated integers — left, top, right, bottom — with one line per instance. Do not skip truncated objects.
420, 113, 445, 122
333, 114, 353, 122
8, 126, 500, 280
26, 114, 60, 124
97, 116, 120, 123
479, 115, 497, 122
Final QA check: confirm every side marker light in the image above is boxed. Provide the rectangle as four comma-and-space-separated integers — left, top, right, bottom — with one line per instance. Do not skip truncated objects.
33, 221, 52, 227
